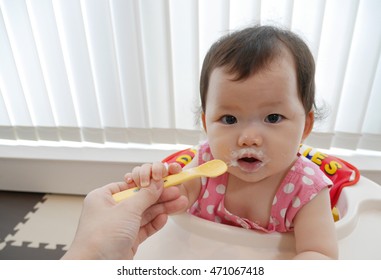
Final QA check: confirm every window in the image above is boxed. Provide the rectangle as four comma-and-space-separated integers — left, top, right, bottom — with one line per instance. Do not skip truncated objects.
1, 0, 380, 181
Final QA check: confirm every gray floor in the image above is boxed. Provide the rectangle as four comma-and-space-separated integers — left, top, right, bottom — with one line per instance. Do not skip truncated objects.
0, 190, 83, 260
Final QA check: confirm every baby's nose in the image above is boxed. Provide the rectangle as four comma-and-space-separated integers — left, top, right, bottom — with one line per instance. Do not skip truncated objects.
238, 128, 263, 147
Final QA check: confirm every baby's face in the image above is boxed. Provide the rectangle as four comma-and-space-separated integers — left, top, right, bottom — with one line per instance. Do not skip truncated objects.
202, 51, 313, 184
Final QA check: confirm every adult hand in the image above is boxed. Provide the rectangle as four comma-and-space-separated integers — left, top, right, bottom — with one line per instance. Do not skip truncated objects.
62, 180, 188, 260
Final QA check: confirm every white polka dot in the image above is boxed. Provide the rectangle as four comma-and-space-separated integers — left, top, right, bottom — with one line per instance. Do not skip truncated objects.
224, 215, 232, 221
283, 183, 295, 194
201, 177, 207, 185
207, 205, 214, 214
202, 189, 209, 199
304, 166, 315, 175
285, 219, 291, 228
291, 166, 296, 171
216, 184, 226, 194
302, 176, 313, 185
310, 193, 317, 201
272, 196, 278, 205
292, 197, 301, 208
202, 152, 211, 162
272, 217, 280, 226
280, 208, 287, 218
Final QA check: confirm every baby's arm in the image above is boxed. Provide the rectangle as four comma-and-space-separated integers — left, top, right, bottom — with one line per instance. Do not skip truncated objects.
124, 159, 201, 211
292, 188, 338, 259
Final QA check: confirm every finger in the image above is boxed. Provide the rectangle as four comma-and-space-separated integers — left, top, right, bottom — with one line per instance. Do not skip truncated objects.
156, 186, 181, 203
159, 195, 188, 214
120, 179, 164, 215
168, 162, 182, 175
136, 213, 168, 245
101, 181, 128, 195
139, 163, 153, 187
140, 195, 188, 226
131, 166, 142, 187
124, 172, 136, 187
131, 165, 152, 188
152, 161, 166, 181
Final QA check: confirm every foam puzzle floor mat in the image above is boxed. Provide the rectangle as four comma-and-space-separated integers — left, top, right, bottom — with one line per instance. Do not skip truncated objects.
0, 191, 84, 260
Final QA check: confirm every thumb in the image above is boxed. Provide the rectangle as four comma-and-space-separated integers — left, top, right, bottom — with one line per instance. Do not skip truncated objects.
122, 180, 164, 215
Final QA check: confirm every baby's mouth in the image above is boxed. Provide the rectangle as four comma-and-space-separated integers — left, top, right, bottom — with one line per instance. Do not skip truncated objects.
228, 148, 267, 173
239, 157, 259, 164
237, 156, 263, 172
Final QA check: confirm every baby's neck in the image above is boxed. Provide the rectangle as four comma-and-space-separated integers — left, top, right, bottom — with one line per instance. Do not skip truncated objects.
224, 173, 284, 227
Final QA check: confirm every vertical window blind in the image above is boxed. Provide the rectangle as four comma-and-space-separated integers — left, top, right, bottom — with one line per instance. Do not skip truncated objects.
0, 0, 380, 159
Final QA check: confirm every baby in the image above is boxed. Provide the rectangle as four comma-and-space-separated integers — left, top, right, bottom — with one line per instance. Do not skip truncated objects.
125, 25, 338, 259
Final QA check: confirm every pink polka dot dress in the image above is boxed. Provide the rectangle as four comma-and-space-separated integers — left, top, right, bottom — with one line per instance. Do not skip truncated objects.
188, 142, 333, 233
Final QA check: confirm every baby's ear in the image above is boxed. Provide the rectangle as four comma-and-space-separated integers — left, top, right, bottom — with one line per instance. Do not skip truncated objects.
201, 112, 207, 132
302, 111, 314, 140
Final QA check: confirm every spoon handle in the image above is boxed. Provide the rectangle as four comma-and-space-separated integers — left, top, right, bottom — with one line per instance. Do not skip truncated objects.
112, 186, 141, 202
163, 169, 197, 188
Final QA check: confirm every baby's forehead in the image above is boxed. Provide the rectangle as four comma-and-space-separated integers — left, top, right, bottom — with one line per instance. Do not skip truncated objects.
215, 51, 297, 83
213, 45, 297, 82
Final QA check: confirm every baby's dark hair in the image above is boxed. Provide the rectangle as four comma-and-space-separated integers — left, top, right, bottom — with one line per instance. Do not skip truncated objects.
199, 25, 316, 116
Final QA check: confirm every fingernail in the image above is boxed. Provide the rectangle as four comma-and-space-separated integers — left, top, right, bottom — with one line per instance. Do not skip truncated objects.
141, 180, 149, 187
164, 162, 169, 172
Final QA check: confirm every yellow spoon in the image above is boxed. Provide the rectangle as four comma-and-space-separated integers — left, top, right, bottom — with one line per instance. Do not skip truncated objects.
113, 159, 227, 202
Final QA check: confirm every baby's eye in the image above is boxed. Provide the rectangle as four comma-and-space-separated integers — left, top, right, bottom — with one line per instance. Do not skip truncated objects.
220, 115, 237, 125
265, 114, 284, 124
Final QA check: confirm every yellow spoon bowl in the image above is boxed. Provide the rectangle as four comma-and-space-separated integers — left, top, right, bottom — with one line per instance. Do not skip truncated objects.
113, 159, 227, 202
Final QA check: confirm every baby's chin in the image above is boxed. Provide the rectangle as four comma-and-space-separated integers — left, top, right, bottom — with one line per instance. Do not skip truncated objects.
226, 169, 269, 187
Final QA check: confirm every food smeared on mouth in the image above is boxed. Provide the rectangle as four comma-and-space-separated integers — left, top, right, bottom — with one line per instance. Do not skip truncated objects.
229, 149, 267, 172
